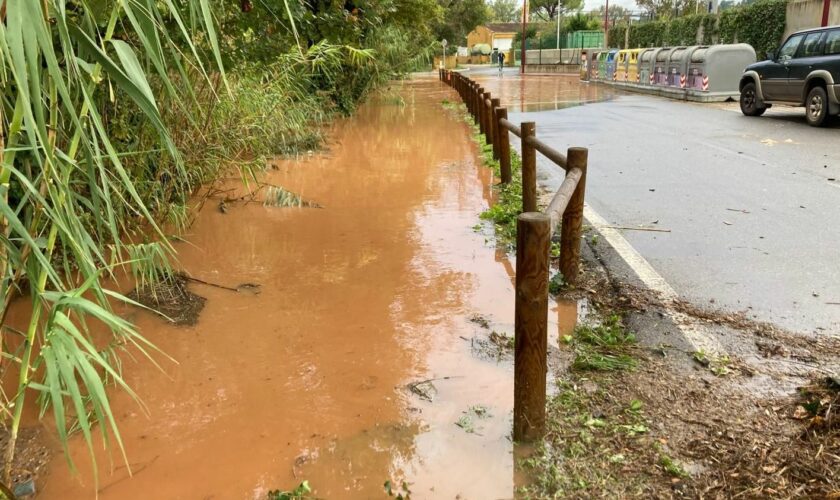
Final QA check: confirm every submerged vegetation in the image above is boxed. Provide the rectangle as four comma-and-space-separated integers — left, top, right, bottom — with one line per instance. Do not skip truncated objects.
0, 0, 473, 488
444, 99, 524, 250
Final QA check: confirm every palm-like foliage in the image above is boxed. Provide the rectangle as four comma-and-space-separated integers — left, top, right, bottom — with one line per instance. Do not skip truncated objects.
0, 0, 223, 483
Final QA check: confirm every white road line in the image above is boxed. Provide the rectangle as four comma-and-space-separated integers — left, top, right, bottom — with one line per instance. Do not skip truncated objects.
584, 205, 725, 355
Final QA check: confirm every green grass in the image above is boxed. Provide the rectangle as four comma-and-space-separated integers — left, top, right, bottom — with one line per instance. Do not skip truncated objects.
569, 315, 638, 372
442, 101, 524, 250
519, 381, 653, 498
658, 452, 689, 478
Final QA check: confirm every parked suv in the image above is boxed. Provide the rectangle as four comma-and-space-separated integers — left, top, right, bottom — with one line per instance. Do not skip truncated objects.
739, 25, 840, 126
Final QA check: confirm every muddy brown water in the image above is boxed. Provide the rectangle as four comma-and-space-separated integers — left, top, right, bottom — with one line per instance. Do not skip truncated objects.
39, 77, 580, 499
471, 73, 621, 113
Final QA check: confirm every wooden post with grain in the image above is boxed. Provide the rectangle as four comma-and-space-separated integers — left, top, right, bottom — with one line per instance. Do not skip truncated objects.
496, 108, 512, 183
513, 212, 550, 442
521, 122, 537, 212
490, 98, 501, 161
484, 92, 494, 147
560, 147, 588, 285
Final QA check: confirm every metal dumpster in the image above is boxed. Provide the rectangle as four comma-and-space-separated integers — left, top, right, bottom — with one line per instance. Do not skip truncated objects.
653, 48, 674, 86
596, 51, 609, 81
605, 49, 619, 81
588, 50, 602, 80
626, 49, 642, 83
638, 48, 660, 86
616, 50, 629, 82
686, 43, 757, 93
665, 46, 690, 87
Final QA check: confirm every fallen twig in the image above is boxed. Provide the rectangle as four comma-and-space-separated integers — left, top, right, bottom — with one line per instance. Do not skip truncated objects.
178, 273, 260, 294
602, 225, 671, 233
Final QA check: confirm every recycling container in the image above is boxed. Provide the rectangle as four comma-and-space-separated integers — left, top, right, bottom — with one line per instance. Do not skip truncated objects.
587, 50, 602, 80
666, 46, 698, 88
638, 48, 661, 86
626, 49, 642, 83
654, 48, 676, 86
686, 43, 757, 93
605, 49, 619, 81
596, 51, 609, 81
616, 50, 629, 82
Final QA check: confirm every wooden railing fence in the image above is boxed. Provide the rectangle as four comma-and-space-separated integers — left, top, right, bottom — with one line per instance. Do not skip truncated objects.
440, 69, 589, 442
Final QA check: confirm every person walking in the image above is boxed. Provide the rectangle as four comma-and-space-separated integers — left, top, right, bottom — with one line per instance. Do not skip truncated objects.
498, 51, 505, 73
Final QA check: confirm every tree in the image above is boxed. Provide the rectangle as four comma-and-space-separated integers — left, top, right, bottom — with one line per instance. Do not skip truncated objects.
565, 12, 602, 31
636, 0, 702, 18
593, 4, 631, 26
436, 0, 490, 44
488, 0, 520, 22
530, 0, 584, 21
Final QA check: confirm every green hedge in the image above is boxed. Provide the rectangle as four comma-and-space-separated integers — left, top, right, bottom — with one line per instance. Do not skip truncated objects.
608, 0, 787, 56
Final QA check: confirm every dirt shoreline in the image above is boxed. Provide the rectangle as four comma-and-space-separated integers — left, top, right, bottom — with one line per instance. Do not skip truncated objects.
522, 235, 840, 498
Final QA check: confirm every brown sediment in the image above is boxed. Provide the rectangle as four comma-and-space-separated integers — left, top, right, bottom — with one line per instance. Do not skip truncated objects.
34, 77, 581, 499
471, 73, 623, 113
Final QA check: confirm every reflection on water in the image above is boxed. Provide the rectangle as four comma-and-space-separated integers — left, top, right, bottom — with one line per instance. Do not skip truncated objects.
40, 76, 580, 499
471, 73, 620, 113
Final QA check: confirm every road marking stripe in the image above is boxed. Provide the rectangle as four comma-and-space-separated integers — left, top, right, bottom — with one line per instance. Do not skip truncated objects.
584, 205, 725, 355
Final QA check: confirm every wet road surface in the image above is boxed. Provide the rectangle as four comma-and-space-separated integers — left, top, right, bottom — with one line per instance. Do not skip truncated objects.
41, 78, 575, 499
468, 68, 840, 334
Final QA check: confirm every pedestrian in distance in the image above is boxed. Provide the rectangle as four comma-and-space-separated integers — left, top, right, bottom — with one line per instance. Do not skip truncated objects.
498, 51, 505, 73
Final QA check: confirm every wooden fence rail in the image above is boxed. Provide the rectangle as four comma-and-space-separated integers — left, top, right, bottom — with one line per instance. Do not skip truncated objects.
439, 68, 589, 443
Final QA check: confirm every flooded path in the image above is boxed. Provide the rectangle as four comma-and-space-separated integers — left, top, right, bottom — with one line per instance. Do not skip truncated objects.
470, 71, 622, 113
41, 78, 574, 499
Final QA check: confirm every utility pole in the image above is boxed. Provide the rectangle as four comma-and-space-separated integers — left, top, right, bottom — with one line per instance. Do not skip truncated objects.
604, 0, 610, 48
556, 0, 561, 51
624, 15, 630, 49
521, 0, 530, 74
822, 0, 831, 26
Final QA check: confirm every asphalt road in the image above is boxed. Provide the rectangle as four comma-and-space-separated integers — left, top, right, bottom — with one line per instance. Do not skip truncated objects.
479, 73, 840, 335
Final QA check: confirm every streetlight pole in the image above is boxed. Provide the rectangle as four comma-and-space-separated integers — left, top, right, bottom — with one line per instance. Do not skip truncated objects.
556, 0, 561, 51
521, 0, 529, 74
441, 39, 448, 69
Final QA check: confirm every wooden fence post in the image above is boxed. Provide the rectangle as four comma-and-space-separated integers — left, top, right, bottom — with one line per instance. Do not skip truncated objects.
477, 87, 486, 133
560, 147, 588, 286
490, 98, 501, 161
484, 92, 494, 147
497, 108, 512, 184
514, 212, 550, 442
465, 80, 471, 114
521, 122, 537, 213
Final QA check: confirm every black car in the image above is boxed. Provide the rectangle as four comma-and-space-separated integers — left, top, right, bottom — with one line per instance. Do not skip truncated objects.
739, 25, 840, 126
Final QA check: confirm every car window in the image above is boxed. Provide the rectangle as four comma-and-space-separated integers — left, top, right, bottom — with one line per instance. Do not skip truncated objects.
779, 34, 804, 61
826, 30, 840, 55
797, 32, 824, 58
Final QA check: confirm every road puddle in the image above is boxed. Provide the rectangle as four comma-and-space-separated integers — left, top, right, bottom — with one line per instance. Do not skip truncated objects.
471, 73, 620, 112
40, 77, 577, 499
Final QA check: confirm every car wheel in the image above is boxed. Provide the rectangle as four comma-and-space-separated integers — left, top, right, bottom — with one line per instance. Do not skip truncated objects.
805, 86, 829, 127
740, 82, 766, 117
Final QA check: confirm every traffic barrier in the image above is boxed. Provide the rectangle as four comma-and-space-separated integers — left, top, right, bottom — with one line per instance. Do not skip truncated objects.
440, 70, 589, 442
